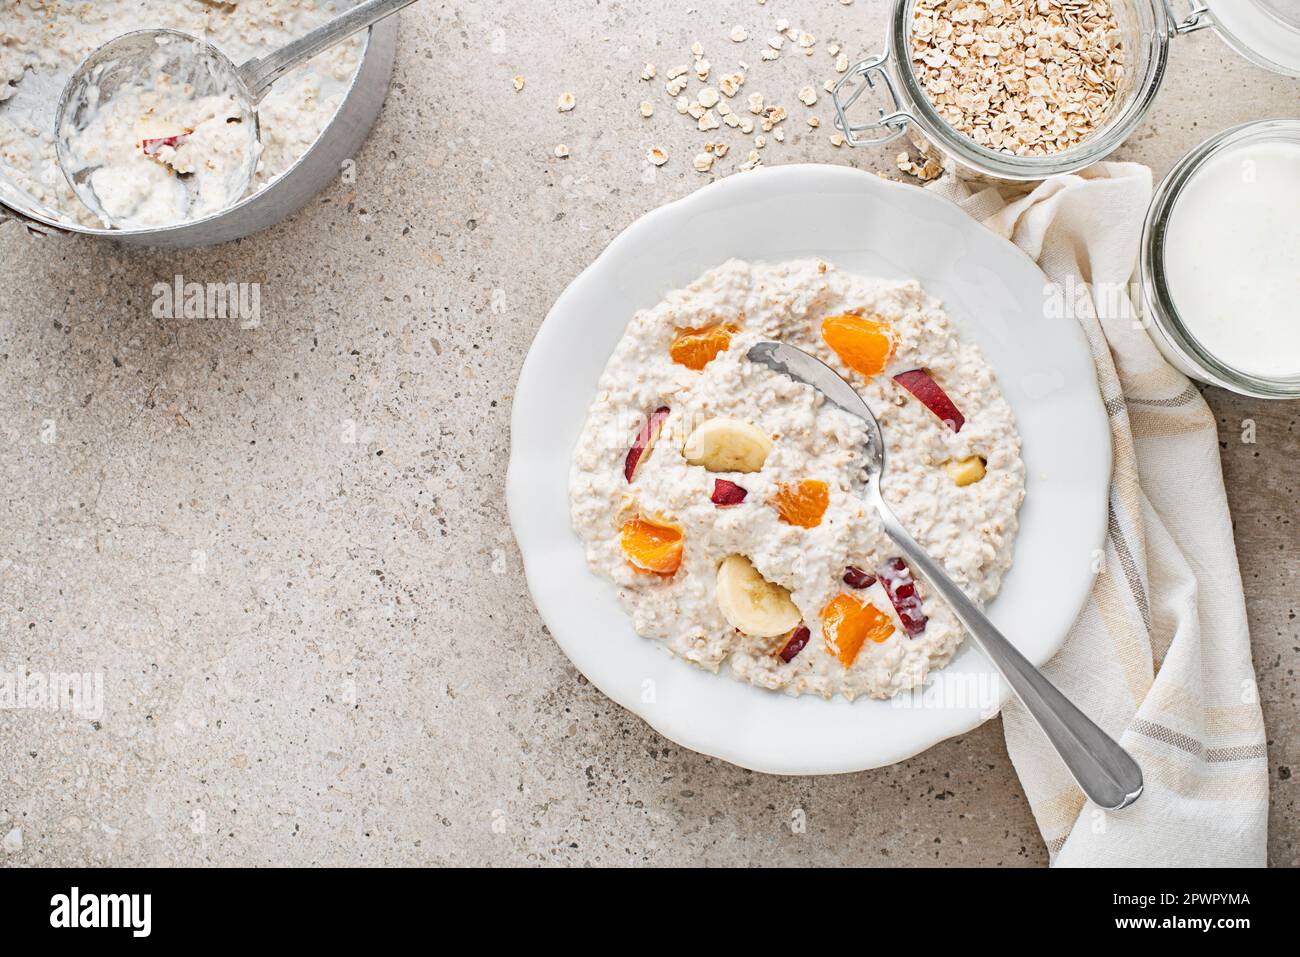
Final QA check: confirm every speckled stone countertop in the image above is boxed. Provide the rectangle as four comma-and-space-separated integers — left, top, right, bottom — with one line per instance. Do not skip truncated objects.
0, 2, 1295, 867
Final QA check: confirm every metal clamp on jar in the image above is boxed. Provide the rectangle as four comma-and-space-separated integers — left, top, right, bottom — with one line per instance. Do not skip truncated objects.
832, 0, 1300, 181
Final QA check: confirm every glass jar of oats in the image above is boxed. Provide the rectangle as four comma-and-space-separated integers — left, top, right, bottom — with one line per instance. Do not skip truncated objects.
832, 0, 1300, 182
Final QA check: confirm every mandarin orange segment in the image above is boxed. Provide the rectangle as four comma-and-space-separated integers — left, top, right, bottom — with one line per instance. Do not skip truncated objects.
821, 313, 894, 377
771, 480, 829, 528
821, 594, 896, 667
619, 516, 684, 577
669, 322, 737, 371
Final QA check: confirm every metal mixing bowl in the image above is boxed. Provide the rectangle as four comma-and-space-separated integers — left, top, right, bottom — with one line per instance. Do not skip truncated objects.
0, 18, 397, 248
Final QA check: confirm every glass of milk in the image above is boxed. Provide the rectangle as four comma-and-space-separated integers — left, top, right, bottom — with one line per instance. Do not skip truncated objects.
1141, 118, 1300, 399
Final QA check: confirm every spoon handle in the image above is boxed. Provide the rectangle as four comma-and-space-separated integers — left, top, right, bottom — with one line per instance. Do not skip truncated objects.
238, 0, 420, 101
876, 502, 1144, 811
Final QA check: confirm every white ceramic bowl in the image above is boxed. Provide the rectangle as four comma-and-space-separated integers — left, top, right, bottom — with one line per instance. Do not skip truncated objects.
508, 164, 1110, 775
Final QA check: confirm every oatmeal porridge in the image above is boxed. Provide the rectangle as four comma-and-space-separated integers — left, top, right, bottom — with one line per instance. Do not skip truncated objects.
569, 259, 1026, 701
0, 0, 364, 227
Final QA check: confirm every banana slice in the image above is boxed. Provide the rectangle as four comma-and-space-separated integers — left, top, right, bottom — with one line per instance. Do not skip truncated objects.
715, 555, 802, 638
682, 417, 772, 473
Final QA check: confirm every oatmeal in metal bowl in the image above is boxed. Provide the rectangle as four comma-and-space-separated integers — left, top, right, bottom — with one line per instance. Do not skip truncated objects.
569, 259, 1026, 701
907, 0, 1126, 158
0, 0, 364, 227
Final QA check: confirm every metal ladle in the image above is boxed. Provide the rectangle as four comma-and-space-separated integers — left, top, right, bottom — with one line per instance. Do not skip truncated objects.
748, 341, 1144, 811
56, 0, 420, 228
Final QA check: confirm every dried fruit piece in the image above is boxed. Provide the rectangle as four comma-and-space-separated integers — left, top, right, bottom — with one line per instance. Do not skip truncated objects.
945, 455, 986, 487
683, 417, 772, 473
771, 480, 829, 528
624, 406, 671, 482
669, 322, 736, 371
879, 557, 927, 637
715, 554, 801, 638
821, 594, 895, 667
777, 624, 811, 663
843, 566, 877, 589
710, 479, 748, 507
619, 516, 684, 577
821, 314, 894, 377
141, 130, 192, 156
894, 369, 965, 433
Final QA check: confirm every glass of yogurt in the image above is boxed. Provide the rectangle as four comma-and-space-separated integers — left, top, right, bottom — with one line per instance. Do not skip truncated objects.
1140, 118, 1300, 399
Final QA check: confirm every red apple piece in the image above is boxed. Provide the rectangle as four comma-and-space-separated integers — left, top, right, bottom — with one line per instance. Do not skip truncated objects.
141, 131, 192, 156
893, 369, 964, 433
842, 566, 877, 589
777, 624, 811, 663
710, 479, 748, 507
624, 406, 671, 482
879, 557, 928, 637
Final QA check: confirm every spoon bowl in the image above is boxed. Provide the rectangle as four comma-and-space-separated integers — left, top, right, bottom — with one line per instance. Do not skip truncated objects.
55, 30, 261, 228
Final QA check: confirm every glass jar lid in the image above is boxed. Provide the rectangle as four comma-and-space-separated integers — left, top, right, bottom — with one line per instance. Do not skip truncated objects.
1203, 0, 1300, 76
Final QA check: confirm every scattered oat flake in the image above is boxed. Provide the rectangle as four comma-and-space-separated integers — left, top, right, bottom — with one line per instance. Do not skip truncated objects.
641, 63, 656, 81
648, 147, 668, 166
830, 131, 847, 147
799, 85, 817, 106
557, 92, 576, 112
897, 148, 944, 182
731, 25, 748, 42
639, 100, 654, 118
719, 72, 745, 97
512, 75, 525, 92
698, 87, 719, 109
835, 52, 849, 73
693, 152, 714, 173
554, 144, 569, 158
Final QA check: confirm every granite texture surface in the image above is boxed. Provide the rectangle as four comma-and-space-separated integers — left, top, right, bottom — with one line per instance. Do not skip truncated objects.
0, 1, 1295, 866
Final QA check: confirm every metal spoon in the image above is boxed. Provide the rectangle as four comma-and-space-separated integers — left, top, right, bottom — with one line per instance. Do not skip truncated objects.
56, 0, 420, 228
748, 341, 1144, 811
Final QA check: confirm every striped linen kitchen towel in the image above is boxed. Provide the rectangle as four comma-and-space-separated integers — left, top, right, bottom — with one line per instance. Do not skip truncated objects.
930, 163, 1269, 866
